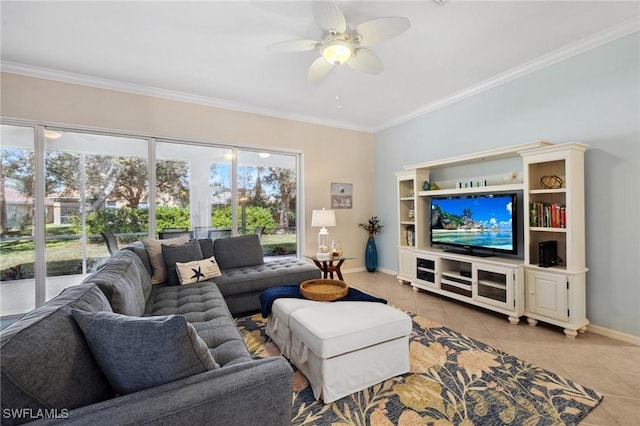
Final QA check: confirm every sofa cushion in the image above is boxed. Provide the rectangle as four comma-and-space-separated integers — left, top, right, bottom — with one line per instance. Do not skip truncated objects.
197, 238, 215, 259
176, 256, 222, 285
214, 258, 320, 298
71, 310, 218, 395
145, 282, 253, 367
0, 284, 115, 419
161, 240, 204, 286
84, 249, 150, 316
122, 242, 153, 277
213, 234, 264, 270
143, 235, 189, 284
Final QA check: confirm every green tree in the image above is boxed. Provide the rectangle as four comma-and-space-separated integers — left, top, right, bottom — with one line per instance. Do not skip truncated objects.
263, 167, 296, 229
212, 206, 232, 228
1, 149, 35, 236
212, 206, 276, 231
82, 208, 148, 238
250, 166, 266, 206
45, 152, 80, 197
42, 153, 189, 210
157, 160, 190, 206
155, 205, 191, 230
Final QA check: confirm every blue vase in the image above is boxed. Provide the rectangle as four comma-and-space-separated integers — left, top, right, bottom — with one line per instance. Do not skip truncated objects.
365, 235, 378, 272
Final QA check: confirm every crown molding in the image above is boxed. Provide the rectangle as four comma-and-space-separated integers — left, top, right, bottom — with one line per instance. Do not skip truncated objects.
375, 19, 640, 132
2, 19, 637, 135
0, 62, 371, 134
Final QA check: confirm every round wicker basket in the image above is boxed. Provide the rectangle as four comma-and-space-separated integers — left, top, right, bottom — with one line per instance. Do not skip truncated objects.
300, 279, 348, 301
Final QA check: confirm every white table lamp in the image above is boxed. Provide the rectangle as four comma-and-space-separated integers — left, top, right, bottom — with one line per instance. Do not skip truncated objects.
311, 208, 336, 261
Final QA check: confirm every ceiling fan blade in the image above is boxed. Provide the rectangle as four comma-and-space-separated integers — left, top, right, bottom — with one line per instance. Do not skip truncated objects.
347, 48, 383, 75
308, 56, 335, 81
268, 39, 320, 52
312, 0, 346, 33
354, 17, 411, 46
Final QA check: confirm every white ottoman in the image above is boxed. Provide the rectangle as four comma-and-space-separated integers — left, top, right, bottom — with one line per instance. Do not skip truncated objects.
266, 298, 322, 357
287, 301, 412, 403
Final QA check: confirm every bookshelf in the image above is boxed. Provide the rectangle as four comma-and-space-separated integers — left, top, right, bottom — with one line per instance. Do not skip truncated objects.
521, 143, 589, 337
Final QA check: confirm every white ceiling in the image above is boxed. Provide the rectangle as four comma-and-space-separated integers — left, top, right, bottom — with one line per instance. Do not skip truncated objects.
1, 1, 638, 132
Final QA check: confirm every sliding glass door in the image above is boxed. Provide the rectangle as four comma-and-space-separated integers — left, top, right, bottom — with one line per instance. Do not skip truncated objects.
236, 150, 298, 257
0, 122, 302, 318
43, 131, 149, 300
0, 125, 149, 316
0, 125, 37, 315
155, 141, 233, 240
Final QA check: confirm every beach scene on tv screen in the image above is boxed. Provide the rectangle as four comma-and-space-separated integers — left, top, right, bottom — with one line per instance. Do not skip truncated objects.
431, 196, 514, 250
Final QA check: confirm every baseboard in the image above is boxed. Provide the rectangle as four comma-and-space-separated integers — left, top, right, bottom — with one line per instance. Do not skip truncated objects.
587, 324, 640, 345
342, 267, 397, 275
377, 267, 397, 275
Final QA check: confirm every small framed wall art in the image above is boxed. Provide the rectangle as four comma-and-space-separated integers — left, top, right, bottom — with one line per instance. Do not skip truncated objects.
331, 183, 352, 209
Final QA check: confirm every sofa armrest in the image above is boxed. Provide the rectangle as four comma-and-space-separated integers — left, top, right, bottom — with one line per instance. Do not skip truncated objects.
30, 357, 293, 426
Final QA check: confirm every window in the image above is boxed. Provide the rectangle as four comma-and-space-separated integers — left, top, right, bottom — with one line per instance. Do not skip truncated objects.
155, 141, 232, 240
236, 150, 298, 256
44, 131, 149, 283
0, 122, 302, 318
0, 124, 36, 315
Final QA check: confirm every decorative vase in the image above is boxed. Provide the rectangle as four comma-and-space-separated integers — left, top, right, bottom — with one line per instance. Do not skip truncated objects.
365, 235, 378, 272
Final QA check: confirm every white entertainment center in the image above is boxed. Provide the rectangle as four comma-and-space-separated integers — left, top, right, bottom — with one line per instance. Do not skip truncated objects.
395, 142, 589, 337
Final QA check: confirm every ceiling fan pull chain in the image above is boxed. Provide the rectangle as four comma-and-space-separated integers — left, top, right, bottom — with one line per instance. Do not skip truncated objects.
335, 65, 343, 110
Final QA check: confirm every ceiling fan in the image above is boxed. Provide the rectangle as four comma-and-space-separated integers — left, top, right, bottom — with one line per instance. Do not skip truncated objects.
268, 0, 410, 81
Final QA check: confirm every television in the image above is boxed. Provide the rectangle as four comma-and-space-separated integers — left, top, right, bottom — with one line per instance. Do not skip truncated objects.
430, 193, 517, 256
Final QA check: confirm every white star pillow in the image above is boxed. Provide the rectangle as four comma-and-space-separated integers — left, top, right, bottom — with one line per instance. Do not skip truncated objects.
175, 256, 222, 285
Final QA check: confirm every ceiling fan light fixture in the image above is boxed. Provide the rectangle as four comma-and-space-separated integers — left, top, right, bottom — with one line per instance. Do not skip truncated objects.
321, 40, 353, 65
44, 130, 62, 139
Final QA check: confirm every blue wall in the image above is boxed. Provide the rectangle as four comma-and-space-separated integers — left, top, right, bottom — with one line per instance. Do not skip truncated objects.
373, 33, 640, 337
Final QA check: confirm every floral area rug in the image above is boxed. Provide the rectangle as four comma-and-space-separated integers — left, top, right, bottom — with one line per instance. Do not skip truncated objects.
235, 312, 602, 425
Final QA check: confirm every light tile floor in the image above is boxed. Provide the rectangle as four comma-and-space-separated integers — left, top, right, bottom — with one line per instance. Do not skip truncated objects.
344, 270, 640, 426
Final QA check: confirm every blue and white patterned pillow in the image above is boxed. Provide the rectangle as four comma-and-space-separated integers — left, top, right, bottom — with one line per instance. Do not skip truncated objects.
175, 256, 222, 285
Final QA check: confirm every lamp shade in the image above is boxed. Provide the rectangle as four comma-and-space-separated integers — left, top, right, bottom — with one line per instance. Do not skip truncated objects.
311, 209, 336, 228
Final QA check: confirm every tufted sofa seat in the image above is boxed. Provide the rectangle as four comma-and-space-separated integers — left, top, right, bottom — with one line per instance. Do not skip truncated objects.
144, 282, 252, 367
214, 257, 321, 314
125, 234, 320, 315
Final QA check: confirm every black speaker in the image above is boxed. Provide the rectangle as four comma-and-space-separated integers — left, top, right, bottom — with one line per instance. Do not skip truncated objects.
539, 240, 558, 267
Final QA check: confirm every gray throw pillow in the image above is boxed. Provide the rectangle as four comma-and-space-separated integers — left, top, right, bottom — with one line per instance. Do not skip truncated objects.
161, 241, 203, 286
71, 310, 218, 395
213, 234, 264, 270
197, 238, 215, 259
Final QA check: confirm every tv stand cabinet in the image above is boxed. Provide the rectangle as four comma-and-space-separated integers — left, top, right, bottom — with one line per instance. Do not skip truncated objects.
413, 249, 524, 324
396, 142, 589, 335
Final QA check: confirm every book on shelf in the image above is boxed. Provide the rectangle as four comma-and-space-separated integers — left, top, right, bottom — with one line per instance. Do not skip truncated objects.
529, 202, 566, 228
405, 225, 415, 246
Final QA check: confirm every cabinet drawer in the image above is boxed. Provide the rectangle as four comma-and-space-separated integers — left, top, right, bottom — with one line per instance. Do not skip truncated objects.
416, 258, 435, 270
417, 270, 435, 283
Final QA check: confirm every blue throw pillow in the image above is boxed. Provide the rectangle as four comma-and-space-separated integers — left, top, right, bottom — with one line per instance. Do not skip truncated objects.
71, 310, 218, 395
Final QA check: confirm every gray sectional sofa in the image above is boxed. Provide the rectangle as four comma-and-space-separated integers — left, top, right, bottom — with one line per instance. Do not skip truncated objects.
1, 234, 320, 425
